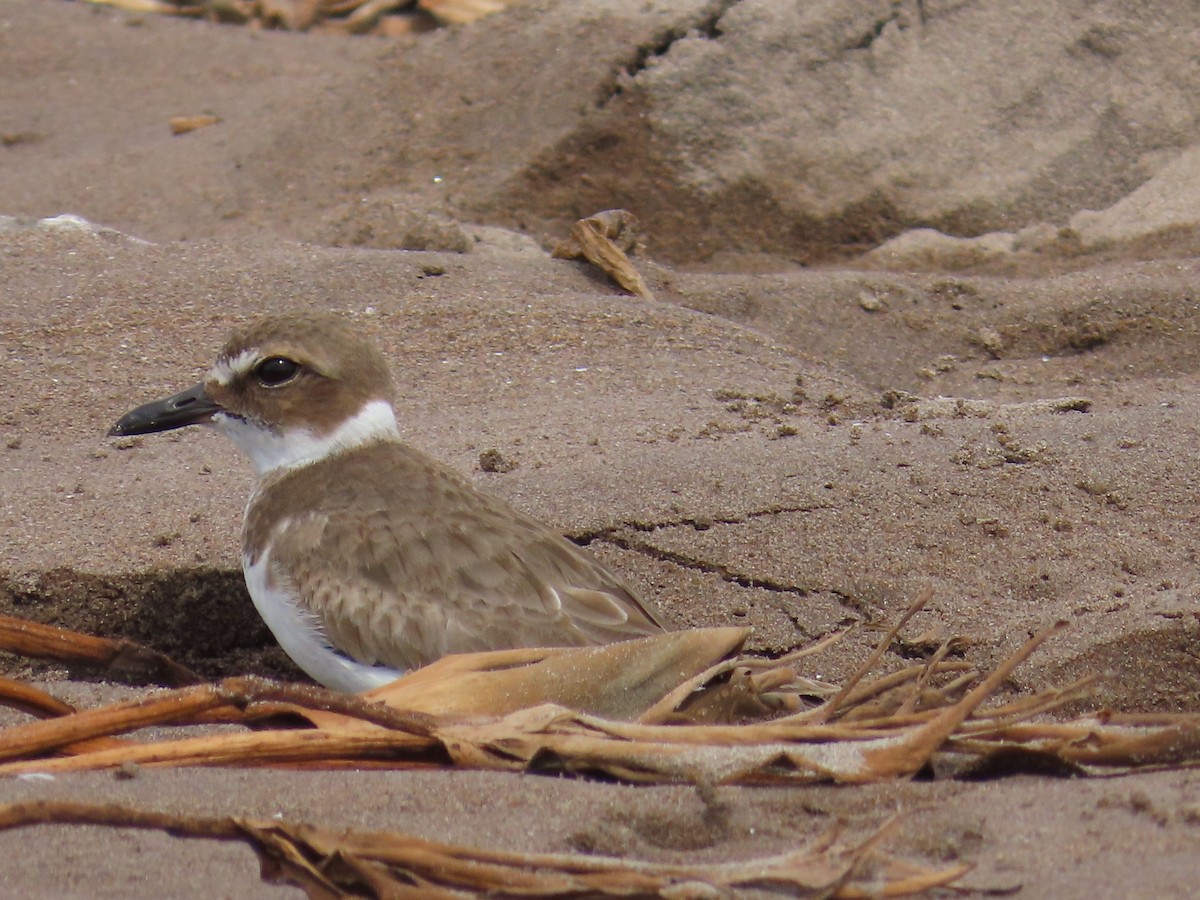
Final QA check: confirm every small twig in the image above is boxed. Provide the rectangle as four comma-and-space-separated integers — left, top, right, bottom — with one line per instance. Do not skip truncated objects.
214, 676, 437, 736
0, 728, 437, 775
0, 676, 78, 719
809, 585, 935, 724
733, 626, 853, 671
855, 621, 1072, 777
0, 800, 243, 839
954, 676, 1100, 736
0, 685, 230, 763
836, 662, 975, 715
0, 613, 201, 686
895, 638, 958, 717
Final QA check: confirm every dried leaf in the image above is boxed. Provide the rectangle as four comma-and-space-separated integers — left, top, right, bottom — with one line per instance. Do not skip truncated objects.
338, 0, 406, 32
259, 0, 322, 29
419, 0, 511, 25
362, 626, 751, 721
552, 209, 654, 300
953, 713, 1200, 772
169, 115, 221, 135
81, 0, 184, 14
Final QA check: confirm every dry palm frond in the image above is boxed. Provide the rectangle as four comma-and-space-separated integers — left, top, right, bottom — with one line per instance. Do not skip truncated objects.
3, 594, 1200, 895
0, 599, 1197, 784
79, 0, 518, 32
0, 800, 970, 898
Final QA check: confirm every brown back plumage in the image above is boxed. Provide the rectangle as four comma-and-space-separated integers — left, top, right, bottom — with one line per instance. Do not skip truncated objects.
246, 441, 665, 670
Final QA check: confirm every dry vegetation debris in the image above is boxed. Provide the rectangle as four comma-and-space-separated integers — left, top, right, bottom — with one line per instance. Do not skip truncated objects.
79, 0, 514, 35
0, 590, 1199, 895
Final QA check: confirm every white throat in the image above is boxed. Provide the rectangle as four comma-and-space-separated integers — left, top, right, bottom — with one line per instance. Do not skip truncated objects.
212, 398, 400, 477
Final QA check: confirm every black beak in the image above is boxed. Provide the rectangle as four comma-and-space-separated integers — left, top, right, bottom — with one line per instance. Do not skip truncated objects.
108, 382, 223, 437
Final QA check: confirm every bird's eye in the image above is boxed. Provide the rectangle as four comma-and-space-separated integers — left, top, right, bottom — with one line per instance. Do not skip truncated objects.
255, 356, 300, 387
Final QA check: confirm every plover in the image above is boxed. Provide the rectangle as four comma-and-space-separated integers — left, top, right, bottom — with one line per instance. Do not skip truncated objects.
110, 313, 665, 692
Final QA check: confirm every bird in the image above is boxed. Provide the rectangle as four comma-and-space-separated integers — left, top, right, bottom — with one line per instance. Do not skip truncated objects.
110, 313, 665, 693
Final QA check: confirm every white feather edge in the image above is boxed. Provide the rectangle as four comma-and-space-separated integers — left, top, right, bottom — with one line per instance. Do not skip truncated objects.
243, 549, 404, 693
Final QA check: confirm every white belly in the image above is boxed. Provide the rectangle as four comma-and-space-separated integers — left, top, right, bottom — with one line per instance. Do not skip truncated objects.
242, 551, 404, 693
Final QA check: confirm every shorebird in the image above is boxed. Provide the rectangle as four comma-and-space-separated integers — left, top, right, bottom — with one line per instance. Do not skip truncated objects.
110, 313, 665, 692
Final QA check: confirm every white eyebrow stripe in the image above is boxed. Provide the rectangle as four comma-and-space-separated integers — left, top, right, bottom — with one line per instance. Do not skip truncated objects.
210, 348, 258, 386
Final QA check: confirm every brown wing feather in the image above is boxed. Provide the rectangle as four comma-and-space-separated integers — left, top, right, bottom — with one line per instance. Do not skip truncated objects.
245, 442, 664, 671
